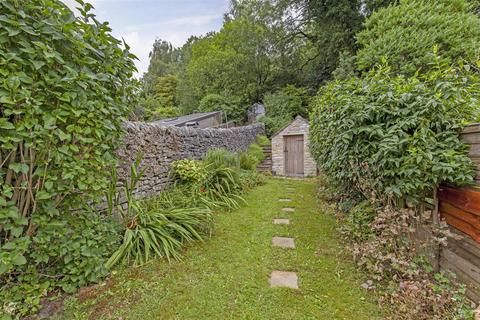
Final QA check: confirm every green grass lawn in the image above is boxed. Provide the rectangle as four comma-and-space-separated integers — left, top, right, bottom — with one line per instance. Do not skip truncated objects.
62, 178, 382, 320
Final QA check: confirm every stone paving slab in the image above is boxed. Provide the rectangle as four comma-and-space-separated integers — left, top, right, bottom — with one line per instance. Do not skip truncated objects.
282, 207, 295, 212
269, 271, 298, 289
272, 237, 295, 248
273, 218, 290, 225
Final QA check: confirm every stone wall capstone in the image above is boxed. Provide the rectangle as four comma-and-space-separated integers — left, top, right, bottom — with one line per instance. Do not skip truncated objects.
116, 122, 265, 198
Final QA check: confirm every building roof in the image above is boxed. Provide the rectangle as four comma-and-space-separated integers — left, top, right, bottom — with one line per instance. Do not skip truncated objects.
272, 115, 308, 138
154, 111, 222, 127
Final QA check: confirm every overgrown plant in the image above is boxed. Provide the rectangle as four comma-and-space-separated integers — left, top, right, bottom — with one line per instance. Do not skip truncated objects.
312, 56, 479, 318
317, 176, 474, 319
310, 56, 478, 205
0, 0, 138, 317
106, 156, 212, 268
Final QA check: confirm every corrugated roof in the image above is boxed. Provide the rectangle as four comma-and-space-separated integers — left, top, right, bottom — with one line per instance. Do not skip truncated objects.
154, 111, 221, 127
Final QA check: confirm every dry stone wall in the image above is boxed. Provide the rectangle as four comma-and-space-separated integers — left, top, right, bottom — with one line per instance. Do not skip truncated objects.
115, 122, 265, 198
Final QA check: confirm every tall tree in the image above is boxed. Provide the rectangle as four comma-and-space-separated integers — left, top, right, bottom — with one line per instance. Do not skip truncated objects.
142, 39, 179, 95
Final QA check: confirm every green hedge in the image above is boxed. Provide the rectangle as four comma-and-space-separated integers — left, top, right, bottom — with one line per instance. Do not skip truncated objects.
0, 0, 138, 317
310, 60, 478, 203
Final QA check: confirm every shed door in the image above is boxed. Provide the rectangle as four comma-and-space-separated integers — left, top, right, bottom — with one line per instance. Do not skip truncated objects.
284, 135, 304, 176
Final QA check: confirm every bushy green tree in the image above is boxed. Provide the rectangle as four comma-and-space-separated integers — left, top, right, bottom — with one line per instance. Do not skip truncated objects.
199, 94, 243, 122
259, 84, 310, 136
356, 0, 480, 75
310, 58, 479, 203
142, 39, 179, 95
0, 0, 138, 316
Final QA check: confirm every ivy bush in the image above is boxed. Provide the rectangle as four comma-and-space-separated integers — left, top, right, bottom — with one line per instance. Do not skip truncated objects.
0, 0, 138, 317
310, 58, 479, 204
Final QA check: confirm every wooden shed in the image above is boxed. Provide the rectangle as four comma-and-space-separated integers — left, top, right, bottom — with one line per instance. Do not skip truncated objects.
271, 116, 317, 177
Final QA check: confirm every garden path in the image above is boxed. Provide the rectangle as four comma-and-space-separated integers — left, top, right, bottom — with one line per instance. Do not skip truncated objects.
63, 179, 383, 319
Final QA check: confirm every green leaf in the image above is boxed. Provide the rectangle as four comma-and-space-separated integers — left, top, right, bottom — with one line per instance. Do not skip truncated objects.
9, 163, 29, 174
36, 190, 52, 200
12, 255, 27, 266
0, 118, 14, 129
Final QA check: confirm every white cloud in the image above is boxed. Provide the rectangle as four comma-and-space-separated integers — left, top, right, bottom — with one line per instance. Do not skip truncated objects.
60, 1, 225, 77
120, 14, 223, 76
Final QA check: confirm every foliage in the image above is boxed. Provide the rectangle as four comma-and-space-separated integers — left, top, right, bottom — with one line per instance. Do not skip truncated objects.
142, 40, 179, 95
199, 94, 243, 122
356, 0, 480, 75
0, 0, 138, 317
106, 156, 212, 269
203, 149, 240, 170
238, 170, 266, 190
140, 95, 181, 121
258, 115, 291, 137
106, 207, 211, 268
310, 59, 479, 204
317, 175, 474, 319
153, 75, 179, 109
255, 135, 270, 146
239, 144, 265, 171
332, 51, 358, 80
1, 210, 120, 317
263, 85, 310, 119
171, 159, 206, 184
197, 165, 245, 210
247, 144, 265, 164
170, 148, 267, 211
239, 153, 259, 171
61, 179, 382, 320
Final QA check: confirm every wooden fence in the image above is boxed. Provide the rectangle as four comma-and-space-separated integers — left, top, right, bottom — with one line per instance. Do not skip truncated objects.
435, 124, 480, 302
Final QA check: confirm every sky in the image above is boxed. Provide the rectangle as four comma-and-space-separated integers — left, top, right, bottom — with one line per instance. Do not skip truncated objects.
63, 0, 228, 76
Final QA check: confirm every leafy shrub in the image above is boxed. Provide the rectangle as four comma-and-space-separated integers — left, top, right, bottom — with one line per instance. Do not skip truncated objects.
0, 1, 137, 317
310, 59, 478, 204
239, 144, 265, 171
171, 159, 206, 183
247, 144, 265, 163
106, 207, 211, 268
238, 170, 266, 190
263, 85, 310, 119
338, 200, 376, 243
1, 211, 121, 317
239, 153, 259, 171
198, 93, 243, 121
256, 135, 270, 146
356, 0, 480, 75
203, 149, 240, 170
196, 165, 244, 210
107, 157, 212, 269
258, 115, 291, 137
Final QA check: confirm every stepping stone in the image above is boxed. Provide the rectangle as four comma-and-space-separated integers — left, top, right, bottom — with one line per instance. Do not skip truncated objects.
279, 198, 292, 202
272, 237, 295, 248
282, 207, 295, 212
273, 218, 290, 225
269, 271, 298, 289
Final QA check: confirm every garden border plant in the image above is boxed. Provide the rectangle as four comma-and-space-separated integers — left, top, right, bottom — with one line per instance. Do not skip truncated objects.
0, 0, 139, 318
310, 55, 479, 318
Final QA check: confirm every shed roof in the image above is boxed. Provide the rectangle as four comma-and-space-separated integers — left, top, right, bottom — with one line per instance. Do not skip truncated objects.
154, 111, 221, 127
272, 115, 308, 138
